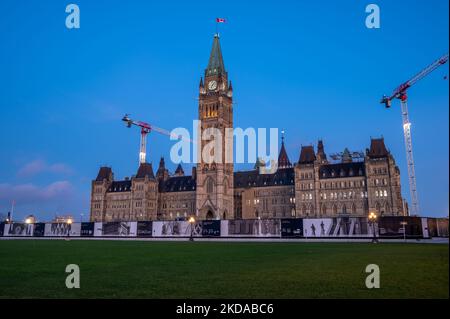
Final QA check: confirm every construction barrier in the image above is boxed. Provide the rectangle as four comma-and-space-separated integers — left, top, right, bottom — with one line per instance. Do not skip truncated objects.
0, 217, 448, 239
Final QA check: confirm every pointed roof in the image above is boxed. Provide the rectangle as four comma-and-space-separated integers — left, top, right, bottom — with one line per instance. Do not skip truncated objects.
206, 34, 225, 76
278, 134, 291, 168
136, 163, 155, 179
298, 146, 316, 164
316, 140, 327, 163
96, 167, 113, 181
158, 157, 165, 169
367, 138, 389, 158
156, 157, 167, 177
175, 164, 185, 176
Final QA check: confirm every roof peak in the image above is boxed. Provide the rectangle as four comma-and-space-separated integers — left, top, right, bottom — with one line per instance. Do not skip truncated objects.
299, 145, 316, 164
206, 34, 226, 76
136, 162, 155, 179
278, 132, 291, 168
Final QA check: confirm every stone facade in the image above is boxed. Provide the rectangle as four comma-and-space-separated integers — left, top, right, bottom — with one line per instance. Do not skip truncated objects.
89, 34, 406, 222
196, 34, 234, 220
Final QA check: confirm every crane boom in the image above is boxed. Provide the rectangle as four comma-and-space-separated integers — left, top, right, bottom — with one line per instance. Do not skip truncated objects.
122, 114, 192, 165
380, 53, 449, 216
381, 53, 449, 107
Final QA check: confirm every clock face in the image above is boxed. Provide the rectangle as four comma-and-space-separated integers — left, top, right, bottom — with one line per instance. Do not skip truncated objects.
208, 80, 217, 90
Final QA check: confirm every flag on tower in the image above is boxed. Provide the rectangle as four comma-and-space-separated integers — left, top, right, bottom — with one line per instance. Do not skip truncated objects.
216, 18, 226, 23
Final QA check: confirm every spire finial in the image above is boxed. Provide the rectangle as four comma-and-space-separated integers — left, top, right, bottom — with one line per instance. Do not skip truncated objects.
281, 129, 285, 144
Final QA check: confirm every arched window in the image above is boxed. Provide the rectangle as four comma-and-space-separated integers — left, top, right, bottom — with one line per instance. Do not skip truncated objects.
321, 204, 327, 217
223, 179, 228, 195
385, 202, 390, 214
342, 204, 347, 215
332, 204, 338, 216
206, 178, 214, 194
351, 203, 357, 214
308, 204, 314, 217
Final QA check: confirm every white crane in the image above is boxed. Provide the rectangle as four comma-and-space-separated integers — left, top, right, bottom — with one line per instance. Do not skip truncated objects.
122, 114, 192, 165
381, 53, 449, 216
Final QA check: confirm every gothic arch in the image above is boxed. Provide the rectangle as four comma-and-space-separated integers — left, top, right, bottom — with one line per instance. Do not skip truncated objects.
332, 204, 338, 216
341, 204, 347, 215
308, 204, 315, 217
351, 203, 357, 215
223, 177, 229, 195
384, 202, 390, 215
321, 204, 327, 217
205, 177, 215, 194
206, 210, 214, 220
302, 204, 307, 216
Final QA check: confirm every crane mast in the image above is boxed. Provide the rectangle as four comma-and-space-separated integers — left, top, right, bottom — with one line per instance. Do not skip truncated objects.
400, 100, 418, 216
381, 53, 449, 216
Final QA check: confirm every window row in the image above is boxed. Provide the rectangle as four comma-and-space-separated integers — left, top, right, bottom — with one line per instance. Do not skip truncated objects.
320, 180, 366, 189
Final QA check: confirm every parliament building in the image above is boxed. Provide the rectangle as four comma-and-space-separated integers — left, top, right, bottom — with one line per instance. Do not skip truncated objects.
90, 34, 405, 222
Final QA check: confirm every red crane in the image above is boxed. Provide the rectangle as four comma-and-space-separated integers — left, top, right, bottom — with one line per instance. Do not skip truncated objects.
122, 114, 192, 165
380, 53, 448, 216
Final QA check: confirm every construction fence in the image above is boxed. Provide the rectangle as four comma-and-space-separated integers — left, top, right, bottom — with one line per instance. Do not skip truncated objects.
0, 216, 448, 239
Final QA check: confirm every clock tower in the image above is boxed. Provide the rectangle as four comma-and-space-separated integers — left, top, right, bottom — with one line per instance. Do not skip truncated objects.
196, 34, 234, 220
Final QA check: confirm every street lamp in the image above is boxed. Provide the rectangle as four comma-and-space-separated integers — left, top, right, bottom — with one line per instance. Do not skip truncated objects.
24, 217, 34, 236
188, 216, 195, 242
67, 218, 73, 240
368, 211, 378, 243
400, 221, 408, 242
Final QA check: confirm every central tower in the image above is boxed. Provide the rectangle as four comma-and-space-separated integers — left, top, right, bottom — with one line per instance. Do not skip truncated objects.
196, 34, 234, 220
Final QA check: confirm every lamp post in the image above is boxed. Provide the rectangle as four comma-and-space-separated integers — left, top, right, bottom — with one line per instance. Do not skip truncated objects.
24, 216, 34, 236
188, 216, 195, 242
368, 211, 378, 243
67, 218, 73, 240
400, 221, 408, 242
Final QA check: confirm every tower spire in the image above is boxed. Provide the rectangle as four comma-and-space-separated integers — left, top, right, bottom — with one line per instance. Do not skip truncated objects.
278, 130, 291, 169
206, 34, 226, 76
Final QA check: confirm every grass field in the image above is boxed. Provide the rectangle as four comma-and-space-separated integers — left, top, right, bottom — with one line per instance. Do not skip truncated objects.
0, 240, 448, 299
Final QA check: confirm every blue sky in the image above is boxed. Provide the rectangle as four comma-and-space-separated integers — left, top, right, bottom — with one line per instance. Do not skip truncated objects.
0, 0, 448, 221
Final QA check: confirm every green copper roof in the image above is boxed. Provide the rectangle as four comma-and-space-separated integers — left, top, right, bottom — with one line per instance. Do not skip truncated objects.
206, 34, 225, 76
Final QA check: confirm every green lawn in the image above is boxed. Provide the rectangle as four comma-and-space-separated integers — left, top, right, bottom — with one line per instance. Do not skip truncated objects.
0, 240, 448, 298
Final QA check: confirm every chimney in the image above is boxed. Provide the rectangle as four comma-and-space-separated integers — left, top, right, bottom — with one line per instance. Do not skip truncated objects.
192, 167, 197, 179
